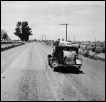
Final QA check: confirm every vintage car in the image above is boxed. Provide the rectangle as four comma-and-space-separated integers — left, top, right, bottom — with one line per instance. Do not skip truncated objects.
48, 42, 83, 70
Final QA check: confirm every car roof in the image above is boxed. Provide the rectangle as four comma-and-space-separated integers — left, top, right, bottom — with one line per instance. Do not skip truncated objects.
56, 45, 79, 48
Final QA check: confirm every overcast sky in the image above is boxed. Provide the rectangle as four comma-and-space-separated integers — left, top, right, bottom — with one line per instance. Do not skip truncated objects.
1, 1, 105, 41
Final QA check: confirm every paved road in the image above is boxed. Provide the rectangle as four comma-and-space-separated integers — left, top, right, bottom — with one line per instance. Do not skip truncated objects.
1, 42, 105, 101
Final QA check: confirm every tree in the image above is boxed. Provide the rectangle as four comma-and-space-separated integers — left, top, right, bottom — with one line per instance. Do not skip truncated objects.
1, 30, 10, 40
14, 21, 32, 42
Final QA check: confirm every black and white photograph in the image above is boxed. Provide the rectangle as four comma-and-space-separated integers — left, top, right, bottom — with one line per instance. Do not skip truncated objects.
1, 1, 105, 101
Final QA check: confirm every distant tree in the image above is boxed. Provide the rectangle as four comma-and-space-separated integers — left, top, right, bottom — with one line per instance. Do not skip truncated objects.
14, 21, 32, 42
102, 47, 105, 53
1, 30, 10, 40
96, 47, 102, 53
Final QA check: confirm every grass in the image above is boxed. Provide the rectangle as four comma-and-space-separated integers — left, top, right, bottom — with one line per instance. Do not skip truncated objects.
1, 42, 25, 52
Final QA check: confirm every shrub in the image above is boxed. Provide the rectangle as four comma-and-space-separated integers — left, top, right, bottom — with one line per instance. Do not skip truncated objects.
96, 47, 102, 53
92, 47, 96, 52
102, 47, 105, 53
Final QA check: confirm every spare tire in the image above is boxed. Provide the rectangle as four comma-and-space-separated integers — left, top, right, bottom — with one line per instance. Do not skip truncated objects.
52, 60, 59, 70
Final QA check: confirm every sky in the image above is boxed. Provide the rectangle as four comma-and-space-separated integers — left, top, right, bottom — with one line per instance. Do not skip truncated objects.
1, 1, 105, 41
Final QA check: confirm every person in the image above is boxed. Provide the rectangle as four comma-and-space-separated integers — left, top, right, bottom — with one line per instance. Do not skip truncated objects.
52, 39, 61, 64
53, 39, 60, 53
53, 39, 60, 46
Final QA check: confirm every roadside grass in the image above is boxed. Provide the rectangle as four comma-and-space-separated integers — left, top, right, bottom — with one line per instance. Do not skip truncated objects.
1, 43, 25, 52
79, 51, 105, 61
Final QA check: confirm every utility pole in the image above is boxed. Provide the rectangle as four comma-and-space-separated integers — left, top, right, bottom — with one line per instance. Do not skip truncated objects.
74, 36, 75, 42
45, 35, 46, 41
59, 23, 69, 41
42, 34, 43, 41
95, 38, 96, 53
43, 35, 46, 41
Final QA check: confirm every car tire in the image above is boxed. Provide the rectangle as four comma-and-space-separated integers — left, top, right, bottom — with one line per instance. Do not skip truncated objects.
52, 61, 58, 70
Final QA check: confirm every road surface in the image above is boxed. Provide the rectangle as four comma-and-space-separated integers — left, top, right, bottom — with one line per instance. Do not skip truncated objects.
1, 42, 105, 101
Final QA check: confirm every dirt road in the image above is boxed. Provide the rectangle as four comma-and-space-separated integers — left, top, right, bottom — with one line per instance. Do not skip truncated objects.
1, 42, 105, 101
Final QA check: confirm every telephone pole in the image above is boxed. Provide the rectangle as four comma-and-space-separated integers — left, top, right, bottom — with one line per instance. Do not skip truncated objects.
43, 35, 46, 41
42, 34, 43, 41
45, 35, 46, 41
74, 36, 75, 42
59, 23, 69, 41
95, 38, 96, 53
